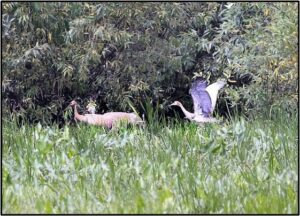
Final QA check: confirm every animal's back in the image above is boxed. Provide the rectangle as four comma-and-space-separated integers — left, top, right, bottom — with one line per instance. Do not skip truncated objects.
103, 112, 130, 120
102, 112, 144, 126
85, 114, 113, 128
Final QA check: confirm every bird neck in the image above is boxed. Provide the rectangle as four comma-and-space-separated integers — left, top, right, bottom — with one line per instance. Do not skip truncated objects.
73, 105, 86, 122
177, 103, 195, 120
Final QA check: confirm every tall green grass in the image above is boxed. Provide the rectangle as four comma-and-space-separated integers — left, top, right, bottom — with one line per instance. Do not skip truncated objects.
2, 111, 298, 214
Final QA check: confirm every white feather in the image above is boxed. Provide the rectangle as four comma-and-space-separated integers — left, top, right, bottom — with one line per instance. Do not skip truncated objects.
205, 80, 226, 113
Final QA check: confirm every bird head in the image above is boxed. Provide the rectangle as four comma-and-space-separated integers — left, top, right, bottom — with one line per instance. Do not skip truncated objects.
70, 100, 78, 107
169, 101, 182, 107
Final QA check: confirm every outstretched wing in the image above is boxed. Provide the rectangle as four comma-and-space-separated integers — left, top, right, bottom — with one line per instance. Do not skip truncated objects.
189, 79, 212, 117
205, 80, 226, 113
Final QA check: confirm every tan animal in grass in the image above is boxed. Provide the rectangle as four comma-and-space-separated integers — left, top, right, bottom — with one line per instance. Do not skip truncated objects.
87, 102, 145, 127
105, 112, 144, 128
70, 100, 144, 129
70, 100, 113, 128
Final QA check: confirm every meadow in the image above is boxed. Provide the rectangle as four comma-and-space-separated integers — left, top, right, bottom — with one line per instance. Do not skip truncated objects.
2, 111, 298, 214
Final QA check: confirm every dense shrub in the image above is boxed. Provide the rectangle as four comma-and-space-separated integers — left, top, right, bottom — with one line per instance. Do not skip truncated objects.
2, 2, 298, 124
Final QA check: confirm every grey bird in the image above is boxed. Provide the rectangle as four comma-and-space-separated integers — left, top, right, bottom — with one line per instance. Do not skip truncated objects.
170, 78, 226, 123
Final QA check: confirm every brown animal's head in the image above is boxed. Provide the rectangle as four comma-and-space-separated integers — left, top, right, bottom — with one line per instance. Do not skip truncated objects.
169, 101, 182, 107
70, 100, 78, 107
86, 103, 96, 114
86, 106, 96, 114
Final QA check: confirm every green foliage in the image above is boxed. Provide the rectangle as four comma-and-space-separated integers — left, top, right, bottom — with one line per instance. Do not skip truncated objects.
2, 112, 297, 213
205, 3, 298, 116
2, 2, 298, 123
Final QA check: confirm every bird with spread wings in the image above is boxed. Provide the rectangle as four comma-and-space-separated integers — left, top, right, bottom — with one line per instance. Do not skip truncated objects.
170, 78, 226, 123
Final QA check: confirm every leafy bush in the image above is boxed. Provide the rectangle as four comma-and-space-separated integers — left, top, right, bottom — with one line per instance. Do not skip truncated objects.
2, 2, 298, 124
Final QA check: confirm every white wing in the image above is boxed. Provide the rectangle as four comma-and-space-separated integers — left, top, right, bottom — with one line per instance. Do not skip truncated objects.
205, 80, 226, 113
